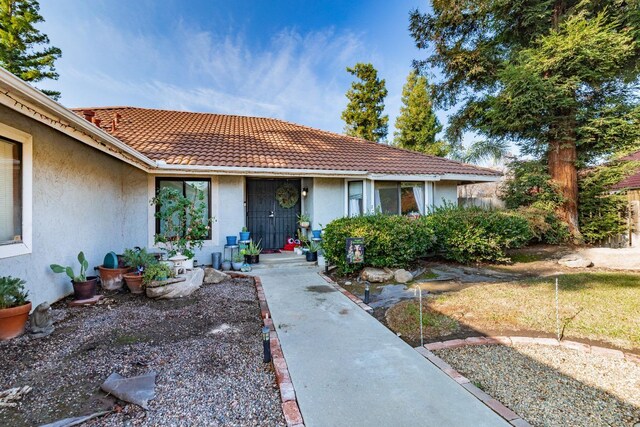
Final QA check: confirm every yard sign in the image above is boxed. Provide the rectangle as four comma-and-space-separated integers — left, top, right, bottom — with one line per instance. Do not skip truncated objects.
346, 237, 364, 264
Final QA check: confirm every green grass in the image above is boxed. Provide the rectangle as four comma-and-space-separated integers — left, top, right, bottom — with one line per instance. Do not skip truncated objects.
388, 272, 640, 350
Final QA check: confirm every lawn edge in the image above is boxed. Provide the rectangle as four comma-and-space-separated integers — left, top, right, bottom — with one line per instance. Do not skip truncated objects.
425, 336, 639, 364
228, 272, 305, 427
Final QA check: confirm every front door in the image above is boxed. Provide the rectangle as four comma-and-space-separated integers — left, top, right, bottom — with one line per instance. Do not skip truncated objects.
246, 179, 301, 250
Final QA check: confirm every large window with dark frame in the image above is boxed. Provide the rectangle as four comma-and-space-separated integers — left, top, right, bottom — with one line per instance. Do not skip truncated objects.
0, 137, 22, 246
155, 178, 211, 240
374, 181, 425, 215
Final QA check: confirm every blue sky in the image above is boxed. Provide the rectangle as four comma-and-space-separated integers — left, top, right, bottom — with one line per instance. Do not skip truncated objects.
38, 0, 436, 137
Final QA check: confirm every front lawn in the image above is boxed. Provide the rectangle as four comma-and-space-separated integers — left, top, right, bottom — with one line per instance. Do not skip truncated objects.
387, 272, 640, 350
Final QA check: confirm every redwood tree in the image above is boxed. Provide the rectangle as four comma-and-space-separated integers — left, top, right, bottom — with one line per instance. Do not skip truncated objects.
409, 1, 640, 237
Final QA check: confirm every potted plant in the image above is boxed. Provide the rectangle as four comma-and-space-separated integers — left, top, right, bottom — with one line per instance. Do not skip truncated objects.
306, 241, 321, 262
231, 252, 244, 271
221, 259, 232, 271
97, 251, 131, 291
0, 276, 31, 340
51, 252, 98, 300
239, 227, 250, 241
226, 236, 238, 245
151, 187, 214, 268
142, 263, 173, 286
244, 240, 262, 264
122, 248, 157, 294
297, 213, 311, 229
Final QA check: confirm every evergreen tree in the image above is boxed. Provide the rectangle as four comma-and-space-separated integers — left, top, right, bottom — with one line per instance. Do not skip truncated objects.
0, 0, 61, 99
341, 63, 388, 142
394, 70, 447, 156
409, 1, 640, 237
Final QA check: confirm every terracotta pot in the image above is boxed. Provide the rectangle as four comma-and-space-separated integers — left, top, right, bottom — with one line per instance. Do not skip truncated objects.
123, 273, 144, 294
98, 266, 132, 291
73, 277, 98, 300
0, 302, 32, 340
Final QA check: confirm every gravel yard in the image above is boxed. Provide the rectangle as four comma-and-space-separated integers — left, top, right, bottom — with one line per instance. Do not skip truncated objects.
0, 277, 285, 427
434, 344, 640, 427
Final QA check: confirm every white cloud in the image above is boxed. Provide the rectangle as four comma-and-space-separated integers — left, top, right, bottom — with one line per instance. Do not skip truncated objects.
47, 14, 368, 133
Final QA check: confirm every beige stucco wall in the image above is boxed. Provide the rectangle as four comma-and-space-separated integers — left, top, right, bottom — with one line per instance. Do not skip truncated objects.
311, 177, 345, 229
434, 181, 459, 208
0, 104, 148, 308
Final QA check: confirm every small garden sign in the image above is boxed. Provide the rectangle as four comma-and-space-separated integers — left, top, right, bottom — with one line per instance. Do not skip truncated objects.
346, 237, 364, 264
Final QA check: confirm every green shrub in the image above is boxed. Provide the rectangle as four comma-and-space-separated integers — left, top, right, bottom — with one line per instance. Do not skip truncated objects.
0, 276, 28, 309
423, 205, 533, 263
323, 214, 435, 274
516, 202, 570, 244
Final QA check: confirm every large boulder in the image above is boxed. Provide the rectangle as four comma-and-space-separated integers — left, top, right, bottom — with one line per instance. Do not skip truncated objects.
558, 254, 593, 268
204, 268, 230, 284
146, 268, 205, 299
360, 267, 394, 283
394, 269, 414, 284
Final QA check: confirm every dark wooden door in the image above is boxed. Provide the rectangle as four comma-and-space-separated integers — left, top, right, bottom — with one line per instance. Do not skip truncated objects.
246, 179, 301, 250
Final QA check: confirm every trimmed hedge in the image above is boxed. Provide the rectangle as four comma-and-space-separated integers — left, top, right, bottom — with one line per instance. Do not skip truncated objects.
323, 206, 534, 272
422, 205, 533, 263
322, 214, 435, 274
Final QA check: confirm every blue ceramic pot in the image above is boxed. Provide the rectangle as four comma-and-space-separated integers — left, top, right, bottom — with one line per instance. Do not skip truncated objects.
226, 236, 238, 245
239, 231, 250, 241
311, 230, 322, 239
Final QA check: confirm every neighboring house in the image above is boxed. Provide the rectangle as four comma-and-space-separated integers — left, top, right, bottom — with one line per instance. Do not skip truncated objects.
610, 151, 640, 247
0, 67, 500, 307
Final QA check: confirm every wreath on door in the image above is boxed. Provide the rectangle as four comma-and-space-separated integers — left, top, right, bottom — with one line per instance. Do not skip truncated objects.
275, 183, 299, 209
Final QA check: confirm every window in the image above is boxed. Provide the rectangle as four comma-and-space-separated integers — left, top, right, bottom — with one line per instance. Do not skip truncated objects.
348, 181, 364, 217
374, 182, 425, 215
155, 178, 211, 239
0, 137, 22, 246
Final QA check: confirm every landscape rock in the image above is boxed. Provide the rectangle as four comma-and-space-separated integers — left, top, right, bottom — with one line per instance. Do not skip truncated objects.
360, 267, 394, 283
558, 254, 593, 268
203, 268, 230, 284
146, 268, 204, 299
394, 269, 414, 284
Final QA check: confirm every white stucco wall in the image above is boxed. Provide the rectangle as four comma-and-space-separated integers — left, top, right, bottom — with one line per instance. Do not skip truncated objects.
0, 105, 148, 308
434, 181, 459, 208
312, 177, 345, 229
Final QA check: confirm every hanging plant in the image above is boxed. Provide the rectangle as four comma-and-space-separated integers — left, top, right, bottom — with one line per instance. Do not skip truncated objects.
275, 183, 299, 209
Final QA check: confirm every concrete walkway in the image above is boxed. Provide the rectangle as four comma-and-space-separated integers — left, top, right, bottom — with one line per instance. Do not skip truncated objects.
256, 266, 509, 427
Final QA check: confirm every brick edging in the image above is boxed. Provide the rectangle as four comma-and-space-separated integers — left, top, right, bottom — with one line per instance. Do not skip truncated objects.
229, 273, 305, 427
425, 336, 640, 365
317, 272, 373, 313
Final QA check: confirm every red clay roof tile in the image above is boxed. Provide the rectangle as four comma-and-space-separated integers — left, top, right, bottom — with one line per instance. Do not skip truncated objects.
72, 107, 500, 177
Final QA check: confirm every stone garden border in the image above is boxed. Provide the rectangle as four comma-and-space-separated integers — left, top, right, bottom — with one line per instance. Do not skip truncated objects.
425, 336, 640, 365
228, 273, 305, 427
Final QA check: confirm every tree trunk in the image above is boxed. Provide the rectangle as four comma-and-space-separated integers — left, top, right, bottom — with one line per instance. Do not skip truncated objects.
548, 138, 581, 239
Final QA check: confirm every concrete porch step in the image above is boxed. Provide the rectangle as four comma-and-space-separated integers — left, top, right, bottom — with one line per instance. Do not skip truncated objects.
250, 252, 316, 270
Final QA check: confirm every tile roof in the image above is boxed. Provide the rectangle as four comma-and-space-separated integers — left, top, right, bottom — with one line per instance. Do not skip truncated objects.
71, 107, 500, 177
611, 171, 640, 190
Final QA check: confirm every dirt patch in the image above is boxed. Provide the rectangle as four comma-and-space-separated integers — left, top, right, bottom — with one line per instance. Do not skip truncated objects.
0, 278, 285, 427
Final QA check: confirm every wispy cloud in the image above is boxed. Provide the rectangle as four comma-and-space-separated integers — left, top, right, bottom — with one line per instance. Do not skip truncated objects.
54, 17, 367, 133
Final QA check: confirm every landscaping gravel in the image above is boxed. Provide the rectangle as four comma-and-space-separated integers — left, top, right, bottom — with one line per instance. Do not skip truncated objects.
434, 344, 640, 427
0, 277, 285, 427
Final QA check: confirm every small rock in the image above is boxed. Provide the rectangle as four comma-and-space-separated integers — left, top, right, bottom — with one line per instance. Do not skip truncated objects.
360, 267, 394, 283
204, 268, 230, 284
558, 254, 593, 268
344, 281, 352, 286
394, 269, 414, 284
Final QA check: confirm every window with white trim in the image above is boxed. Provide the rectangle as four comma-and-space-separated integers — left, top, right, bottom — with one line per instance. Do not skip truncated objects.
374, 181, 425, 215
0, 137, 21, 245
348, 180, 364, 217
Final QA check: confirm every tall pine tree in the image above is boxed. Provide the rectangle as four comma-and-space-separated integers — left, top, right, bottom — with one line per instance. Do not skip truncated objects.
341, 63, 388, 142
394, 70, 447, 156
0, 0, 61, 99
410, 1, 640, 237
